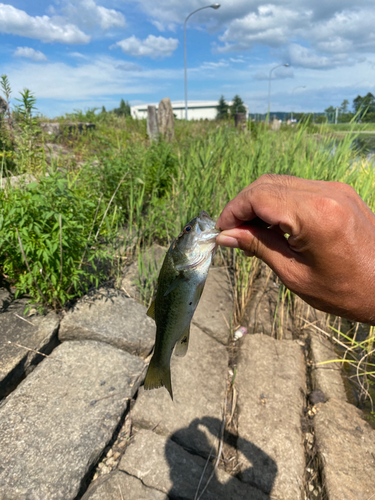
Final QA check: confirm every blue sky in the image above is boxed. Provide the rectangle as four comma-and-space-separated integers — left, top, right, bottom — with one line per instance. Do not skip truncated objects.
1, 0, 375, 118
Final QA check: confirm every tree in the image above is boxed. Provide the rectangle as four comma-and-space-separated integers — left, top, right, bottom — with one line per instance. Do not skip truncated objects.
340, 99, 349, 114
353, 93, 375, 121
230, 95, 246, 116
114, 98, 131, 117
324, 105, 335, 114
216, 95, 229, 120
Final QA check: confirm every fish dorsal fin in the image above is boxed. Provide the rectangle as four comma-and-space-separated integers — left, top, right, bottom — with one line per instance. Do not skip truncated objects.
146, 299, 156, 320
174, 325, 190, 357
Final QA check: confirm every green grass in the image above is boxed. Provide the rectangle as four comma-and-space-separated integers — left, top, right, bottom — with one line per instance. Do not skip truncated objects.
2, 115, 375, 309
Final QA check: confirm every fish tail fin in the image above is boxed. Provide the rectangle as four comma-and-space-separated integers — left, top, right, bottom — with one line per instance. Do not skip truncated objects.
144, 357, 173, 400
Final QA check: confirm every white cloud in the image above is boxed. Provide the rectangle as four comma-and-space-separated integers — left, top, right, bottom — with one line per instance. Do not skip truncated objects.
61, 0, 126, 31
129, 0, 375, 71
4, 55, 181, 102
114, 35, 178, 59
0, 3, 90, 44
287, 44, 357, 70
197, 61, 229, 71
13, 47, 47, 62
254, 65, 293, 80
116, 61, 143, 72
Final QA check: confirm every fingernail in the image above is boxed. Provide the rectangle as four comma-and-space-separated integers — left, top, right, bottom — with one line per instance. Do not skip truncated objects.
216, 235, 239, 248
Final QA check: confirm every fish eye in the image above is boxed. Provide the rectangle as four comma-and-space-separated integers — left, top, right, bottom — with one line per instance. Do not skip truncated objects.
184, 225, 192, 232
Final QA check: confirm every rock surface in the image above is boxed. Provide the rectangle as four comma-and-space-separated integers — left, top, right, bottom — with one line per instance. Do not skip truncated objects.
59, 287, 155, 358
236, 333, 306, 499
147, 105, 159, 141
0, 340, 145, 500
193, 267, 233, 345
157, 97, 175, 141
82, 470, 168, 500
314, 397, 375, 499
0, 299, 59, 398
309, 333, 347, 401
132, 324, 228, 458
119, 429, 268, 500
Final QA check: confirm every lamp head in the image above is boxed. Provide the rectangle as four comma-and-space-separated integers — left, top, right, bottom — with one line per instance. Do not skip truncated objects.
211, 3, 221, 9
284, 63, 290, 67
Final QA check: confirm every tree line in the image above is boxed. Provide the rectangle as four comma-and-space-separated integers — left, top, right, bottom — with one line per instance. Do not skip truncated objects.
325, 93, 375, 123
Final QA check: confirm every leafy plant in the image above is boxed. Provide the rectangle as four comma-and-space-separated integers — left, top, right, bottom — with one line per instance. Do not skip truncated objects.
0, 170, 112, 307
13, 88, 43, 173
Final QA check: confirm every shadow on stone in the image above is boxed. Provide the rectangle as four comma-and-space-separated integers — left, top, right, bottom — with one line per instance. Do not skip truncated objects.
166, 416, 277, 499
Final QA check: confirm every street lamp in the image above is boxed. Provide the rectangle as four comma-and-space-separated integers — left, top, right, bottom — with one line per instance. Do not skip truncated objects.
291, 86, 306, 121
184, 3, 221, 120
267, 63, 290, 120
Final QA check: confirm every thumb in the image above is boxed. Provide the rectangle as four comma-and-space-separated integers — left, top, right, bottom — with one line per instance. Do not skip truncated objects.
217, 225, 300, 276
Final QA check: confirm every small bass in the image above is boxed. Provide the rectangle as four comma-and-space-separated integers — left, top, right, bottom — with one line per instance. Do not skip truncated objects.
144, 211, 219, 399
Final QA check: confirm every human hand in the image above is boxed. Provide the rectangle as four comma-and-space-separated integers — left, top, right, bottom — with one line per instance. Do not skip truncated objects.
216, 174, 375, 324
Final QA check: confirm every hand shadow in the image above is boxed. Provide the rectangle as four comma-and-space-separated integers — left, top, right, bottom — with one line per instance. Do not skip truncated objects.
165, 416, 277, 499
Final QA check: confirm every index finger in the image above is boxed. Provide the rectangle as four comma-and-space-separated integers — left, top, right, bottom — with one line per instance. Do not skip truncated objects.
216, 182, 298, 234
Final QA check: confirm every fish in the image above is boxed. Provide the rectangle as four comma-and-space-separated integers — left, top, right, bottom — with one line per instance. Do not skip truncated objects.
143, 211, 220, 400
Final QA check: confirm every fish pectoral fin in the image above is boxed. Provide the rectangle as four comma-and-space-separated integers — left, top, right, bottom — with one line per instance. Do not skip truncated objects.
193, 281, 205, 308
174, 325, 190, 357
146, 299, 156, 320
163, 274, 186, 297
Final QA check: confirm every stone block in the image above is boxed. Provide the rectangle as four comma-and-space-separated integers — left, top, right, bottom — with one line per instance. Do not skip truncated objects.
309, 333, 347, 401
0, 340, 145, 500
236, 334, 306, 499
314, 397, 375, 500
59, 287, 155, 358
119, 429, 268, 500
193, 267, 233, 345
132, 325, 228, 458
157, 97, 174, 141
82, 470, 168, 500
147, 106, 159, 141
0, 299, 59, 398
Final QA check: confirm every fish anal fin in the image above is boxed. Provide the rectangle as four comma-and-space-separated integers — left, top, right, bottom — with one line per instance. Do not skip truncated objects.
174, 325, 190, 357
146, 299, 156, 320
144, 357, 173, 400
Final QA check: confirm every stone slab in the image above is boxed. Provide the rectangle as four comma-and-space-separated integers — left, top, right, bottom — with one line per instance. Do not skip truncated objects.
193, 266, 233, 345
59, 287, 155, 358
236, 334, 306, 499
314, 397, 375, 500
0, 340, 146, 500
309, 333, 347, 401
119, 429, 268, 500
0, 299, 59, 398
157, 97, 174, 141
82, 470, 168, 500
132, 324, 228, 458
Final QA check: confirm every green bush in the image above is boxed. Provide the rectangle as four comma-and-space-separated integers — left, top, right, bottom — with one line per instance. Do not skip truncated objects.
0, 171, 111, 308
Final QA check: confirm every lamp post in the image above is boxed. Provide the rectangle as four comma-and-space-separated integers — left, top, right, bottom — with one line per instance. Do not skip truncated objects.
267, 63, 289, 120
291, 85, 306, 121
184, 3, 220, 120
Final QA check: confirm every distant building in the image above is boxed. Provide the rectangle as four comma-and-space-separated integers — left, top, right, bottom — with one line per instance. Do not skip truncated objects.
131, 100, 248, 121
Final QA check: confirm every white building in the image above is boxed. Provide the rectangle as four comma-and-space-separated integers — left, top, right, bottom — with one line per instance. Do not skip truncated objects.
131, 100, 248, 121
